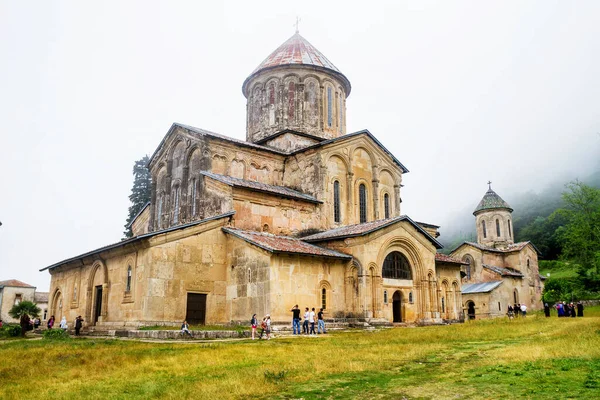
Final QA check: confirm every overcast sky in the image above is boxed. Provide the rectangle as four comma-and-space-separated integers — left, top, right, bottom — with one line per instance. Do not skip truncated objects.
1, 1, 599, 291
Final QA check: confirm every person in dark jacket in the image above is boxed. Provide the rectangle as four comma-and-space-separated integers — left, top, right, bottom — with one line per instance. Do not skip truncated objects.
570, 303, 576, 318
75, 316, 84, 336
577, 302, 584, 317
544, 303, 550, 317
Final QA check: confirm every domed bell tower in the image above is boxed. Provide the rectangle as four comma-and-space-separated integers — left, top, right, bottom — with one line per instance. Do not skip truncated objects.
473, 183, 515, 248
242, 32, 351, 151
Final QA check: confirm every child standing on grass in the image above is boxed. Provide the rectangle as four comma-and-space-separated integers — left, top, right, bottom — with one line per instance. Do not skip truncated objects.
259, 317, 267, 339
251, 314, 258, 340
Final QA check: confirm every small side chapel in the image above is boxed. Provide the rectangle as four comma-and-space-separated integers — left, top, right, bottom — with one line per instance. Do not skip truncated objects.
42, 32, 466, 328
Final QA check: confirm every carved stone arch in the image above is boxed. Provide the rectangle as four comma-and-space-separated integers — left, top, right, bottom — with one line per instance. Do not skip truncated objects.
327, 153, 350, 173
50, 287, 63, 318
86, 259, 109, 324
300, 73, 322, 84
252, 81, 265, 92
352, 145, 377, 170
379, 168, 399, 185
184, 144, 201, 166
376, 236, 425, 282
229, 158, 247, 179
322, 77, 338, 87
283, 73, 301, 82
318, 280, 332, 290
350, 258, 364, 275
167, 137, 185, 162
124, 256, 135, 292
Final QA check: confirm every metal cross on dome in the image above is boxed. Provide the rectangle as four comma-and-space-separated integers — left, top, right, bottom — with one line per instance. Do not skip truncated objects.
294, 17, 301, 33
488, 181, 492, 190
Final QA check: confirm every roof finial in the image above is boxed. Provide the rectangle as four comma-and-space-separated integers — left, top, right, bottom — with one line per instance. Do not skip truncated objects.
487, 180, 492, 190
294, 16, 301, 34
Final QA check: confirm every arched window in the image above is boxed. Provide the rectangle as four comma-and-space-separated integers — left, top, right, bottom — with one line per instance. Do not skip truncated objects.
508, 219, 512, 238
173, 186, 181, 224
333, 181, 341, 223
321, 287, 327, 310
190, 178, 197, 217
156, 194, 164, 230
441, 297, 445, 313
288, 82, 295, 119
269, 83, 275, 105
126, 266, 132, 292
482, 220, 487, 238
496, 219, 501, 237
247, 268, 252, 283
72, 285, 77, 301
383, 290, 388, 304
384, 193, 390, 219
359, 184, 367, 223
382, 252, 412, 280
408, 292, 413, 303
339, 93, 343, 132
327, 87, 333, 127
462, 255, 473, 280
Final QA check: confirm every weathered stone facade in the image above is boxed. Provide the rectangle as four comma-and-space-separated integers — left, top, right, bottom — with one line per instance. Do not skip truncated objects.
42, 32, 465, 328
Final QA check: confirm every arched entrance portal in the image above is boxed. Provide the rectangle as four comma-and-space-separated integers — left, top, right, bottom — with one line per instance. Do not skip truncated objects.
467, 301, 476, 320
392, 291, 402, 323
51, 289, 63, 319
87, 260, 109, 326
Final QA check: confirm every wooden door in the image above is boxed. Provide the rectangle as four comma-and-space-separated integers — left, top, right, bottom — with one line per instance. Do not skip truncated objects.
186, 293, 207, 325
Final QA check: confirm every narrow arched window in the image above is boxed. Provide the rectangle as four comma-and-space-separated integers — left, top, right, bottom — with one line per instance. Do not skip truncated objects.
126, 266, 132, 292
333, 181, 341, 223
482, 220, 487, 238
496, 219, 501, 237
321, 288, 327, 310
441, 297, 445, 313
269, 83, 275, 105
359, 184, 367, 223
156, 195, 163, 230
288, 82, 295, 119
327, 87, 333, 127
191, 178, 197, 217
173, 186, 181, 224
339, 93, 343, 132
247, 268, 252, 283
383, 290, 388, 304
384, 193, 390, 219
508, 219, 512, 238
382, 251, 412, 280
409, 292, 413, 303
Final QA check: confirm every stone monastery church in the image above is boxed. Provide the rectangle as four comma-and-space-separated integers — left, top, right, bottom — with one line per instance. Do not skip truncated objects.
41, 32, 543, 328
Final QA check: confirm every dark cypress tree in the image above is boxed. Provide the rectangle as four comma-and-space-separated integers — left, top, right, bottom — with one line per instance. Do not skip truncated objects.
124, 155, 152, 237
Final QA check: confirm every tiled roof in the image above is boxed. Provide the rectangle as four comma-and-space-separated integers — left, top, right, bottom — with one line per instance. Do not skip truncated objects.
473, 188, 513, 215
222, 228, 352, 260
301, 216, 443, 249
201, 171, 320, 204
41, 211, 236, 272
483, 264, 524, 278
34, 292, 49, 303
435, 253, 467, 265
0, 279, 35, 288
250, 33, 341, 75
462, 281, 503, 294
455, 241, 539, 254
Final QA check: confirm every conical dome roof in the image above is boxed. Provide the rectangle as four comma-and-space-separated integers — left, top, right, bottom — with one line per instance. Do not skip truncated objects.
473, 188, 513, 215
243, 32, 351, 96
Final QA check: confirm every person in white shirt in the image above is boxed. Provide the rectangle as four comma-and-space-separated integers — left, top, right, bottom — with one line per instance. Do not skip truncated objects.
520, 304, 527, 317
265, 314, 271, 340
302, 308, 309, 334
59, 316, 68, 330
309, 308, 316, 335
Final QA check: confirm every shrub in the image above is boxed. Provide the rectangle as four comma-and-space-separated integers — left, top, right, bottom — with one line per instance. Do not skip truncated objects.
0, 324, 23, 338
43, 329, 71, 341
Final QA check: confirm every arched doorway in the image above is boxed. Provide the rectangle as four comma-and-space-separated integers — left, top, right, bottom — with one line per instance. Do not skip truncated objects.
392, 291, 402, 322
51, 289, 63, 319
87, 260, 109, 325
513, 289, 519, 304
467, 301, 476, 320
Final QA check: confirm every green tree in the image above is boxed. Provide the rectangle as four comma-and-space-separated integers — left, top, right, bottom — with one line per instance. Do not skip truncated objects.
554, 181, 600, 290
124, 155, 152, 238
9, 301, 41, 337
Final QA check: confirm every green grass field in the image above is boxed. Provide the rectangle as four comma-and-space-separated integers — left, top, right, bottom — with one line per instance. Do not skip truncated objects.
1, 307, 599, 399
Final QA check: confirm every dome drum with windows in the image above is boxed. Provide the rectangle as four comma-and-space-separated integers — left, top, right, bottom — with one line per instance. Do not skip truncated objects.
243, 33, 351, 145
473, 186, 514, 246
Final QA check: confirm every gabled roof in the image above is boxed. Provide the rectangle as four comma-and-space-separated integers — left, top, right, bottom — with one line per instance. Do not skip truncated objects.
289, 129, 409, 174
126, 202, 150, 229
222, 228, 352, 260
462, 281, 503, 294
301, 216, 443, 249
473, 188, 513, 215
243, 32, 351, 96
149, 123, 287, 167
452, 241, 540, 255
483, 264, 524, 278
435, 253, 467, 265
201, 171, 321, 204
0, 279, 35, 289
40, 211, 235, 272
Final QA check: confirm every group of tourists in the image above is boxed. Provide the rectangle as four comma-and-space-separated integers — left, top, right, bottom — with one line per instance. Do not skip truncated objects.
45, 315, 84, 335
290, 305, 327, 335
250, 314, 272, 340
545, 301, 584, 317
507, 303, 528, 318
